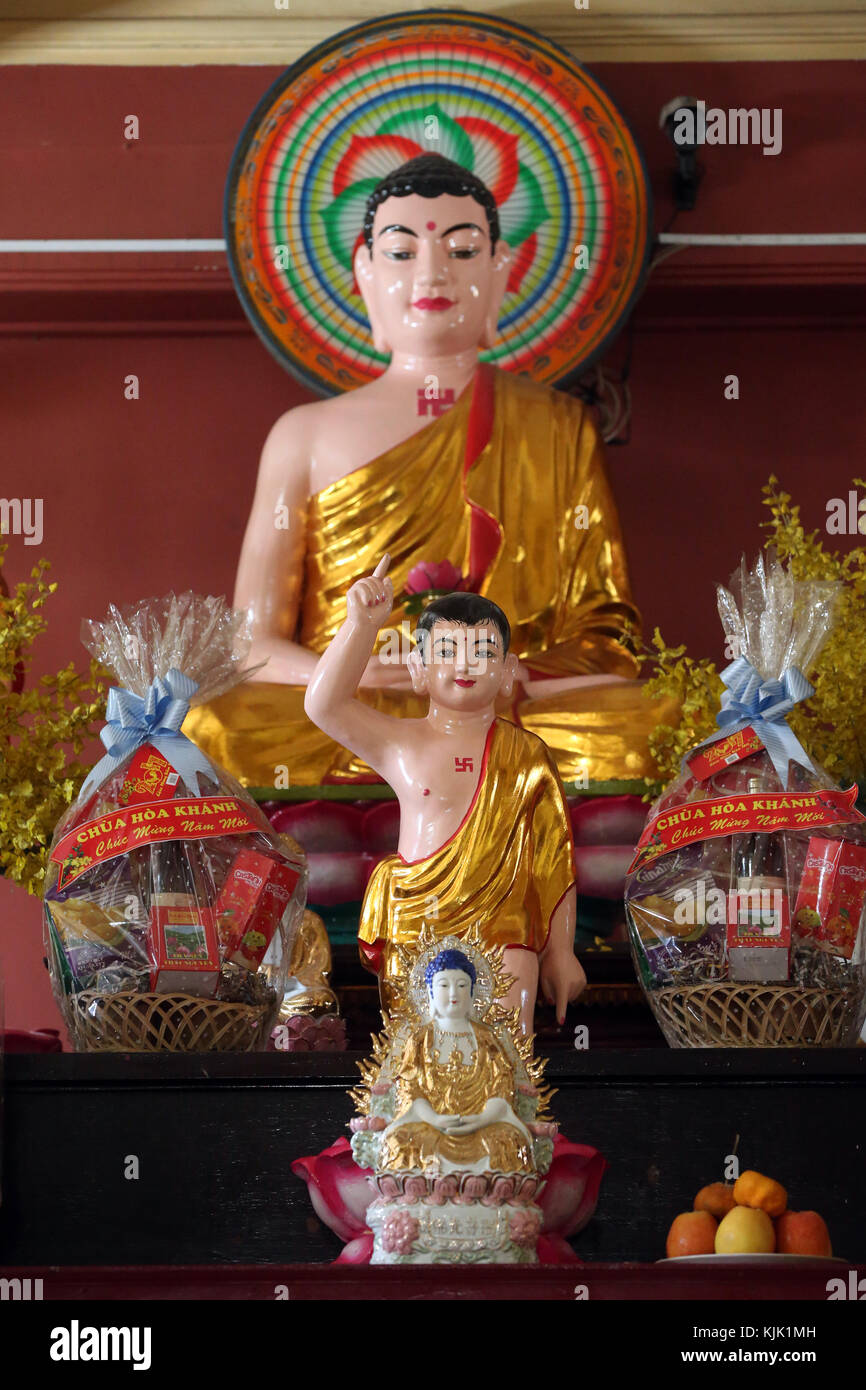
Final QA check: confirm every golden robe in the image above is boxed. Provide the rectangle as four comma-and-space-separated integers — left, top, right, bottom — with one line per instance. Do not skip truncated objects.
185, 366, 672, 789
359, 719, 575, 1002
379, 1019, 533, 1172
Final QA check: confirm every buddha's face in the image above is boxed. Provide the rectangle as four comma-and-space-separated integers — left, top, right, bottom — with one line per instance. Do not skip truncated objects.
408, 619, 518, 712
429, 967, 473, 1022
354, 193, 511, 357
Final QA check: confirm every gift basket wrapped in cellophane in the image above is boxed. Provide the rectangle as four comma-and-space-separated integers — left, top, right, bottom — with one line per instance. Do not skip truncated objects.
626, 555, 866, 1048
42, 593, 308, 1052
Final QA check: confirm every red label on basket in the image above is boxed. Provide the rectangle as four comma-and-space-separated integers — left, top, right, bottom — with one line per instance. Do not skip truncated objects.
627, 785, 865, 875
687, 727, 763, 781
51, 796, 260, 889
117, 745, 181, 807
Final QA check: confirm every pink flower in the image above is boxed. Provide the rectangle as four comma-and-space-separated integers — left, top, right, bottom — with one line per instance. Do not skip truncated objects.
405, 560, 466, 596
537, 1135, 607, 1238
335, 1233, 375, 1265
400, 1176, 428, 1205
481, 1177, 516, 1207
270, 1016, 348, 1053
509, 1209, 542, 1249
529, 1121, 558, 1139
428, 1175, 460, 1206
348, 1115, 386, 1133
456, 1174, 488, 1205
291, 1136, 374, 1243
512, 1175, 540, 1206
381, 1210, 420, 1257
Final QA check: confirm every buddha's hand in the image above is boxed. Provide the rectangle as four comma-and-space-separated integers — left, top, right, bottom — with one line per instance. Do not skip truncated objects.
540, 950, 587, 1026
347, 554, 393, 632
440, 1113, 477, 1135
447, 1099, 530, 1140
384, 1097, 447, 1135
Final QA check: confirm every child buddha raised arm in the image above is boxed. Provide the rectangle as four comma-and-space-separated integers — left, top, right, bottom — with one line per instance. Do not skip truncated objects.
304, 554, 586, 1032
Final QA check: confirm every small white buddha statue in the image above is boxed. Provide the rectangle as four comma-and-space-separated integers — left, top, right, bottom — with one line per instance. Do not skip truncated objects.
350, 933, 557, 1264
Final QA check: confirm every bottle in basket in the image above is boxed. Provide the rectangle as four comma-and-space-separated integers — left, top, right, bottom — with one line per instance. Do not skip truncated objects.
148, 840, 220, 997
729, 830, 791, 982
724, 772, 791, 983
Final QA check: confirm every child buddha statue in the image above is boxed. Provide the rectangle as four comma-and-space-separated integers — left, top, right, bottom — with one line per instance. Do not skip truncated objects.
303, 555, 584, 1031
184, 153, 674, 791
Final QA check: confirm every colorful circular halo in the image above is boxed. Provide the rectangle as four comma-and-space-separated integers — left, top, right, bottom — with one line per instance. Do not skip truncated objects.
226, 9, 652, 396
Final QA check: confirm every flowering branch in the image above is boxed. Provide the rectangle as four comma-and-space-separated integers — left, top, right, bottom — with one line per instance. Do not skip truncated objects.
0, 544, 106, 893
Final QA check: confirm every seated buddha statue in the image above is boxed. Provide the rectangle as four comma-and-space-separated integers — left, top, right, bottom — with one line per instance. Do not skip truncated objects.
349, 937, 558, 1263
377, 949, 533, 1174
351, 939, 555, 1174
185, 153, 673, 790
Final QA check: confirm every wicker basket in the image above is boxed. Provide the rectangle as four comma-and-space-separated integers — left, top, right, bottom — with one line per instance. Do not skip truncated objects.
63, 989, 279, 1053
649, 982, 865, 1048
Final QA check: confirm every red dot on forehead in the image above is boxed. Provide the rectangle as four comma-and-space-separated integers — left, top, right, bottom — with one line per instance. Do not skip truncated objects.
426, 221, 436, 230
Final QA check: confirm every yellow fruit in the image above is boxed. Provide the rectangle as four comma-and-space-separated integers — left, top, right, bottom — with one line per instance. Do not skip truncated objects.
715, 1205, 776, 1254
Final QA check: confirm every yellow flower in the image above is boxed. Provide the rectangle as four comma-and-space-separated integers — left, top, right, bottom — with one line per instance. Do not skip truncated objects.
0, 543, 106, 893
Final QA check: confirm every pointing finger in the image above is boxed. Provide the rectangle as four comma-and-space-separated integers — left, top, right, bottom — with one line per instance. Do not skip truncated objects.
373, 554, 391, 580
556, 979, 568, 1026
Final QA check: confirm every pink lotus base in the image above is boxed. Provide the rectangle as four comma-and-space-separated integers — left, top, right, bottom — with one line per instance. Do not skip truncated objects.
292, 1133, 607, 1266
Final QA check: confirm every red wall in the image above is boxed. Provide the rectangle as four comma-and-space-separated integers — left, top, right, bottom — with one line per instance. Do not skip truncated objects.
1, 61, 865, 1033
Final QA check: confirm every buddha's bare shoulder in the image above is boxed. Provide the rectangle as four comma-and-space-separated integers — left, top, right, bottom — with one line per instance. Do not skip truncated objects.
266, 381, 387, 448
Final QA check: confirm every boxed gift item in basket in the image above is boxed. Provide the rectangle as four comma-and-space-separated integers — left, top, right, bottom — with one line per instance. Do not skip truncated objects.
626, 555, 866, 1047
42, 593, 307, 1052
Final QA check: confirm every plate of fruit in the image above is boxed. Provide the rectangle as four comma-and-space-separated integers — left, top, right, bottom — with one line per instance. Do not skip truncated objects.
659, 1169, 843, 1263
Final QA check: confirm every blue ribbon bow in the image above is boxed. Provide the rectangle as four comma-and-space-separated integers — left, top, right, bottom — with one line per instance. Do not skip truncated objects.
79, 668, 216, 802
692, 656, 816, 786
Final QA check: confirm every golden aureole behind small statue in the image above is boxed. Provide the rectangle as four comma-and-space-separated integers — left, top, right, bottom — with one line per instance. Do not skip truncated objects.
349, 928, 557, 1265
